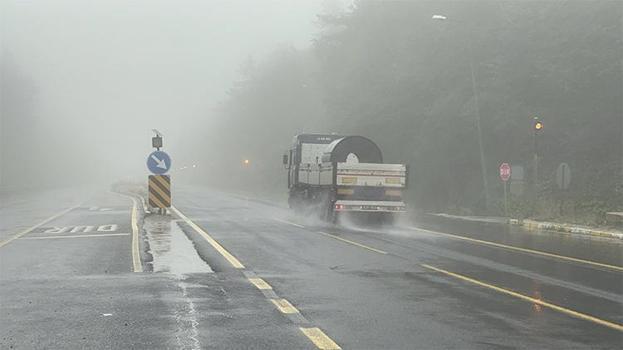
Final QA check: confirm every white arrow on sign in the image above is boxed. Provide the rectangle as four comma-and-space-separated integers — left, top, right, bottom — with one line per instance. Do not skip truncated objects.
151, 155, 168, 169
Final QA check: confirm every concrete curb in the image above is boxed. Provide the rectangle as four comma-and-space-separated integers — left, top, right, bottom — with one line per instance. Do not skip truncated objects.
426, 213, 623, 240
511, 219, 623, 240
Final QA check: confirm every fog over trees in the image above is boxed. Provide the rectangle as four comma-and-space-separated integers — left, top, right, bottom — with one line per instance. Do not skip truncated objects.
197, 1, 622, 223
1, 0, 621, 224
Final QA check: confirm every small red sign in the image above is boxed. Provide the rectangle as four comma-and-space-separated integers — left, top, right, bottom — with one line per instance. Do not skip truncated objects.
499, 163, 511, 182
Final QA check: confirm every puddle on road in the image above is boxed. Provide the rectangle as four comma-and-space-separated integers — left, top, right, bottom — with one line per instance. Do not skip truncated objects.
144, 215, 212, 275
143, 214, 206, 350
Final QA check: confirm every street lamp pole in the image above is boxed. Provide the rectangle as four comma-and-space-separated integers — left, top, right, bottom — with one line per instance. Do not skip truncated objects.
468, 48, 490, 211
433, 14, 490, 211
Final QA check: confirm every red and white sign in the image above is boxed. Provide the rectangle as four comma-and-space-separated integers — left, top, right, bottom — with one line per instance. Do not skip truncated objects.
499, 163, 511, 182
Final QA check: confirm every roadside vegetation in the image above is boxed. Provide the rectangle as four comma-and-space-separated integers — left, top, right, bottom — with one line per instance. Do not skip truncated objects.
186, 2, 622, 225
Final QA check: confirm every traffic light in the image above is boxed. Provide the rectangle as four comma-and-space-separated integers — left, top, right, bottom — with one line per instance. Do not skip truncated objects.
152, 135, 163, 149
533, 117, 543, 132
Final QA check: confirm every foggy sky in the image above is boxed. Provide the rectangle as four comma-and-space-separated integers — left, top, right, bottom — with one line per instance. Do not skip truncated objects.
0, 0, 351, 186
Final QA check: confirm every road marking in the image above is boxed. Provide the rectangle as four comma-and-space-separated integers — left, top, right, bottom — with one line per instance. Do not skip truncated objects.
129, 196, 143, 272
318, 231, 387, 255
249, 277, 273, 290
44, 224, 119, 234
271, 298, 300, 314
20, 233, 130, 240
299, 327, 341, 350
273, 218, 305, 228
172, 206, 245, 269
141, 196, 149, 213
411, 226, 623, 272
421, 264, 623, 332
0, 205, 78, 248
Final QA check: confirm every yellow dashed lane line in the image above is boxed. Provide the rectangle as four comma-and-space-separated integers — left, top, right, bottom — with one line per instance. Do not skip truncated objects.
175, 211, 344, 348
300, 327, 342, 350
248, 277, 273, 290
412, 227, 623, 272
421, 263, 623, 332
172, 206, 245, 269
318, 231, 387, 255
271, 298, 300, 314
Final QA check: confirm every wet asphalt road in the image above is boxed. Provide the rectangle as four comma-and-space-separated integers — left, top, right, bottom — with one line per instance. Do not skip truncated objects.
0, 190, 314, 350
1, 185, 622, 349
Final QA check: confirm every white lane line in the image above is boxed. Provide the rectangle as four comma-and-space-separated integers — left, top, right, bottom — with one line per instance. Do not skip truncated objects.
141, 196, 149, 214
273, 218, 305, 228
0, 205, 79, 248
20, 233, 130, 240
129, 196, 143, 272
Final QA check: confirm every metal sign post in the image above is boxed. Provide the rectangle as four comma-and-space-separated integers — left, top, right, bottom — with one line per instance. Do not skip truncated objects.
147, 130, 171, 215
499, 163, 511, 217
555, 163, 571, 215
532, 118, 543, 215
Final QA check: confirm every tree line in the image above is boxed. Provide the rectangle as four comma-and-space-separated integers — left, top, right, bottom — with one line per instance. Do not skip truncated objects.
195, 1, 622, 224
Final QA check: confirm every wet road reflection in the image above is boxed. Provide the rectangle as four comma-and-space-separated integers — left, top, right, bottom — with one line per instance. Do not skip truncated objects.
143, 214, 212, 275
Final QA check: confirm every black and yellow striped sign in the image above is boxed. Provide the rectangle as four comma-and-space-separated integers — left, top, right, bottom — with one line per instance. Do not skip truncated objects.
148, 175, 171, 208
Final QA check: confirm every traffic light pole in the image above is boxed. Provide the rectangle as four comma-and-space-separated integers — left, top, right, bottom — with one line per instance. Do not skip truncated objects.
533, 129, 539, 187
532, 118, 542, 215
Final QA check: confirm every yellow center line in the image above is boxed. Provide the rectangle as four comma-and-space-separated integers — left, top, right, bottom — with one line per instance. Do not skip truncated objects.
112, 191, 143, 272
172, 206, 245, 269
271, 298, 300, 314
248, 277, 273, 290
299, 327, 341, 350
421, 264, 623, 332
318, 231, 387, 255
411, 227, 623, 272
0, 205, 78, 248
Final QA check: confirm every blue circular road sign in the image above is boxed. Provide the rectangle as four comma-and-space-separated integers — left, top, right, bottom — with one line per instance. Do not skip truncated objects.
147, 151, 172, 174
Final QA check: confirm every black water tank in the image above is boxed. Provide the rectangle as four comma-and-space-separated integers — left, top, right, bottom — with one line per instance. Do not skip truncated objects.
322, 136, 383, 163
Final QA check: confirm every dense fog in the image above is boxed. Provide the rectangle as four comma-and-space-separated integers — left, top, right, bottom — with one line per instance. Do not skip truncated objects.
2, 0, 622, 222
1, 0, 346, 186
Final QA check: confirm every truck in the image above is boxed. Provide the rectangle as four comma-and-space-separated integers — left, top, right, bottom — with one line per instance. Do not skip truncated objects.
283, 134, 407, 223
